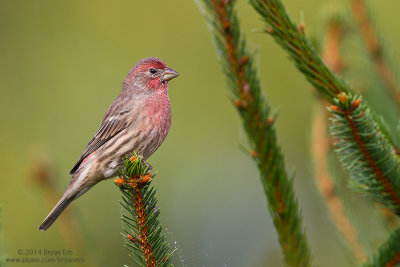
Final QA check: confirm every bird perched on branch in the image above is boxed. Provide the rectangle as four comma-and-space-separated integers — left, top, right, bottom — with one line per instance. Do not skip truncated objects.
39, 57, 179, 231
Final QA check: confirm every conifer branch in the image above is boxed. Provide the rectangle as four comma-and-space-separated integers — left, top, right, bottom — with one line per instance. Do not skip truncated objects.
350, 0, 400, 105
363, 226, 400, 267
115, 154, 174, 267
329, 94, 400, 215
249, 0, 400, 215
200, 0, 313, 265
249, 0, 399, 152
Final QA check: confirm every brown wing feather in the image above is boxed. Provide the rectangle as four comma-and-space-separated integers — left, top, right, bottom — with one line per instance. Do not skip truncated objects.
69, 104, 131, 175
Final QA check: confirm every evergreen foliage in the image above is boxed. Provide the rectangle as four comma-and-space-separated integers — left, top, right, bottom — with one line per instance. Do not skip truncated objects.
200, 0, 313, 266
249, 0, 400, 213
197, 0, 400, 265
329, 93, 400, 215
248, 0, 400, 265
115, 154, 174, 267
248, 0, 397, 144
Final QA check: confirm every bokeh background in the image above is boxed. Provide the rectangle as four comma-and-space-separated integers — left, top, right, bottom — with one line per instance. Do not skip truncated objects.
1, 0, 399, 266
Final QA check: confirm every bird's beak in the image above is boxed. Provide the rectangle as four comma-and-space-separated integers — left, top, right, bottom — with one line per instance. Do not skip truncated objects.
162, 67, 179, 82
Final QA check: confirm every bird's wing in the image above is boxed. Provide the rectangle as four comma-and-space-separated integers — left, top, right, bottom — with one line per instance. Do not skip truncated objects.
69, 102, 132, 175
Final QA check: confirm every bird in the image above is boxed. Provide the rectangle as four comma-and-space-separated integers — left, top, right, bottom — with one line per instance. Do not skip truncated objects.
38, 57, 179, 231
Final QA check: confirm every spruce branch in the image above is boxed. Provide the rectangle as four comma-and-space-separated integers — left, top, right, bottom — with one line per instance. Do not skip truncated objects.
329, 94, 400, 215
249, 0, 400, 214
115, 154, 174, 267
350, 0, 400, 106
249, 0, 398, 147
200, 0, 313, 265
363, 226, 400, 267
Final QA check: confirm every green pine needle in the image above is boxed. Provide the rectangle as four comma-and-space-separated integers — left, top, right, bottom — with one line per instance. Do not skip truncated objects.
329, 94, 400, 215
115, 153, 175, 267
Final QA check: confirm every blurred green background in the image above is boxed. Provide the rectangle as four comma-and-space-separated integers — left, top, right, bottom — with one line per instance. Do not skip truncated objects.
1, 0, 399, 266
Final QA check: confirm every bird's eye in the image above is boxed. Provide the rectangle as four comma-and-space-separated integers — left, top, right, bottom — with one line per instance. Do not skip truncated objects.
149, 68, 157, 74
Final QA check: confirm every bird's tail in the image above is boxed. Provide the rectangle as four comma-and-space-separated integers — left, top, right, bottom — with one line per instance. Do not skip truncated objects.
38, 194, 74, 231
38, 186, 89, 231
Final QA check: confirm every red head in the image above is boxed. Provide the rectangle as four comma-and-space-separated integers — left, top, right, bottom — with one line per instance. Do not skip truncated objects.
123, 57, 179, 93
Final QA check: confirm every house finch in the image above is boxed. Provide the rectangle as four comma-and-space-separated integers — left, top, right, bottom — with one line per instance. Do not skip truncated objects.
39, 57, 179, 231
